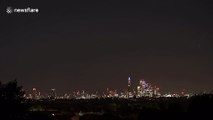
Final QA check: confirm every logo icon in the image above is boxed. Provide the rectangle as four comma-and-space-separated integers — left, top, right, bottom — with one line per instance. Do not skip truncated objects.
6, 7, 13, 14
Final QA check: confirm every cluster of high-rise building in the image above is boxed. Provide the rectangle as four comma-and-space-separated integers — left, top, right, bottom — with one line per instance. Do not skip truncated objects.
125, 76, 160, 98
26, 88, 57, 100
25, 76, 161, 100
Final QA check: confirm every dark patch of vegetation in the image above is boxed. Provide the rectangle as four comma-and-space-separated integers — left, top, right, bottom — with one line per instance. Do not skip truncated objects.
0, 80, 28, 120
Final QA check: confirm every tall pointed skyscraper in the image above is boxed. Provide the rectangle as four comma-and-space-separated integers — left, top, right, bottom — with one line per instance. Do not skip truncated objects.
127, 76, 131, 98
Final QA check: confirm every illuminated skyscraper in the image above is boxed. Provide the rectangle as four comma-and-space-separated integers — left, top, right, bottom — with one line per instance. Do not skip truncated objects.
137, 80, 145, 97
50, 88, 56, 99
127, 76, 131, 98
32, 88, 37, 99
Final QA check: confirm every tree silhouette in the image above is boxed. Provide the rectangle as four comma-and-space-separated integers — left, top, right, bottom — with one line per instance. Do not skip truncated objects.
0, 79, 28, 120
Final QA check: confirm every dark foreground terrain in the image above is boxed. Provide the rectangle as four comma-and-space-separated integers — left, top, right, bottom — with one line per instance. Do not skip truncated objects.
27, 94, 213, 120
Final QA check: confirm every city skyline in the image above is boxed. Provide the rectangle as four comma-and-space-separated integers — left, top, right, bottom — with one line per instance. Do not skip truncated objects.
25, 76, 163, 99
24, 76, 194, 98
1, 0, 213, 94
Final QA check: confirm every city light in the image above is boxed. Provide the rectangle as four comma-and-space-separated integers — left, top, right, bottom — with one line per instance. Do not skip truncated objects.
25, 76, 193, 100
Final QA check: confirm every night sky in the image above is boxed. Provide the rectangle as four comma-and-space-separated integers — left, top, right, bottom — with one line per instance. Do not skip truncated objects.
1, 0, 213, 94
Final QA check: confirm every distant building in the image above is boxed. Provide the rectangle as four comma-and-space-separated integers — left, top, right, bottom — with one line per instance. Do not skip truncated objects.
127, 76, 131, 98
50, 88, 56, 99
136, 79, 160, 97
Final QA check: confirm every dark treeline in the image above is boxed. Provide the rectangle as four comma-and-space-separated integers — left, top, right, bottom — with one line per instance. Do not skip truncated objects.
0, 80, 213, 120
